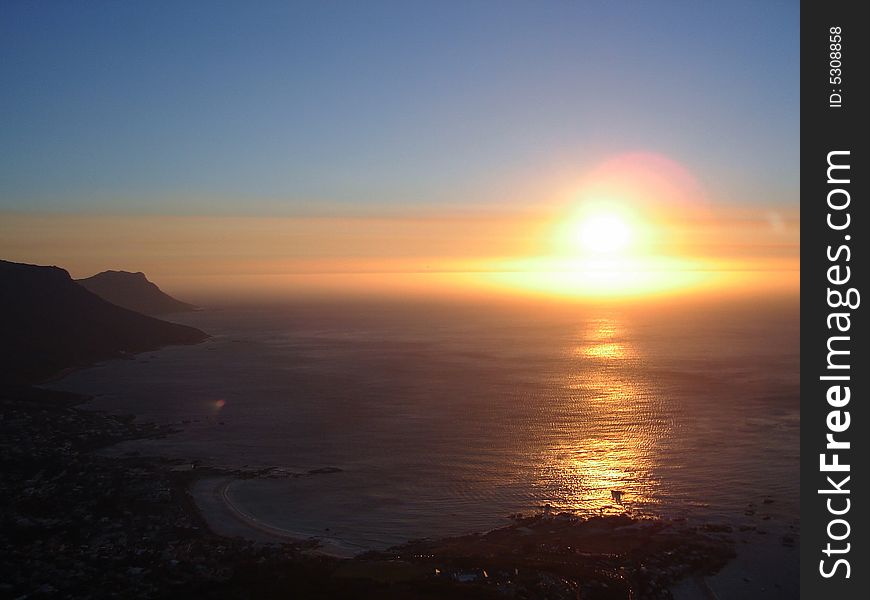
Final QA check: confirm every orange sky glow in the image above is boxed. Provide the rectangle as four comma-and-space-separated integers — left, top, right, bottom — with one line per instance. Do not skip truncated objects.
0, 153, 798, 303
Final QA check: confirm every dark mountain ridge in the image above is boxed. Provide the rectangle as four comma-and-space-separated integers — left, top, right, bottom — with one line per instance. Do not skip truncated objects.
76, 270, 197, 315
0, 260, 208, 384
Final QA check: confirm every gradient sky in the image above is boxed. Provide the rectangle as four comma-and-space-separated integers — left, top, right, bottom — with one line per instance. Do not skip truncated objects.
2, 1, 798, 214
1, 1, 799, 301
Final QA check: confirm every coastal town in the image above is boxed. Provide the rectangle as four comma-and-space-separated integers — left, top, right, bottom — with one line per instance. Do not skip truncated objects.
3, 383, 750, 599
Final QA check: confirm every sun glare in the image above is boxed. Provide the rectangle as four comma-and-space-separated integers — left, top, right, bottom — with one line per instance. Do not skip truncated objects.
477, 187, 719, 298
576, 213, 632, 255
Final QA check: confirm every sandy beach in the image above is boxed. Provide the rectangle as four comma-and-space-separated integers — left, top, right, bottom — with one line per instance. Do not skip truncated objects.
192, 476, 360, 557
190, 469, 797, 598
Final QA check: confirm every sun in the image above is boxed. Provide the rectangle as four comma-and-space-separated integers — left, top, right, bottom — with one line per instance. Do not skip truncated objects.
477, 198, 715, 298
575, 212, 633, 255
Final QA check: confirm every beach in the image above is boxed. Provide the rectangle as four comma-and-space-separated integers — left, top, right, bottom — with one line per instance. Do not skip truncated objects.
3, 384, 746, 599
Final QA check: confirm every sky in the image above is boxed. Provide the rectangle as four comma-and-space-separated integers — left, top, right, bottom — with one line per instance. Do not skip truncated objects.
0, 1, 799, 300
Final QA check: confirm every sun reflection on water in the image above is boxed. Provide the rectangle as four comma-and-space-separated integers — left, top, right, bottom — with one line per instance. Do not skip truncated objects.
581, 342, 625, 360
538, 316, 666, 514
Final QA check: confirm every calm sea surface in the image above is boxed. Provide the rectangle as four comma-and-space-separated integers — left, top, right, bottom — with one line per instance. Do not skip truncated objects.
50, 298, 799, 556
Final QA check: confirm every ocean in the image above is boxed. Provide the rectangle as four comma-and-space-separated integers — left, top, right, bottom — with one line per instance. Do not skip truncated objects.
49, 297, 799, 571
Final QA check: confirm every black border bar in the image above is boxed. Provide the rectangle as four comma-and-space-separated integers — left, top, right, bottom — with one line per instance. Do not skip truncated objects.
801, 1, 868, 596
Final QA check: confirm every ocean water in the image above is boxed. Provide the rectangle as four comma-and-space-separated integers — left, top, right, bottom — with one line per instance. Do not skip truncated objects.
49, 298, 799, 557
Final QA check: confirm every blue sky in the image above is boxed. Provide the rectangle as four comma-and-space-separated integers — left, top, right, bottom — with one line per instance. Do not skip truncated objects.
1, 0, 799, 214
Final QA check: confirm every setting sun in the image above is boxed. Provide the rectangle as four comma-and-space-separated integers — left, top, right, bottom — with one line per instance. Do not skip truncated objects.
575, 212, 633, 255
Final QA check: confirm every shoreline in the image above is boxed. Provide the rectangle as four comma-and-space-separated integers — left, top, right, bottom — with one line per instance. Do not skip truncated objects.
188, 466, 796, 597
4, 382, 796, 598
192, 476, 359, 557
37, 333, 213, 387
0, 384, 313, 597
191, 471, 750, 598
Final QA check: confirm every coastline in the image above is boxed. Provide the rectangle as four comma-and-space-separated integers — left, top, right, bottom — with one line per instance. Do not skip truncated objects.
4, 383, 744, 598
192, 476, 358, 557
0, 384, 308, 597
36, 331, 212, 387
193, 472, 797, 598
14, 323, 799, 600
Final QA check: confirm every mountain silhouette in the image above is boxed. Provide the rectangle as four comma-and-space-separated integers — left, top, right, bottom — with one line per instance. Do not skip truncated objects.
77, 270, 197, 315
0, 260, 208, 384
